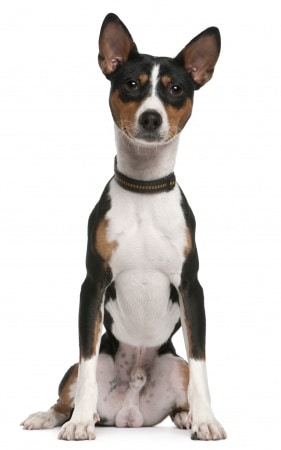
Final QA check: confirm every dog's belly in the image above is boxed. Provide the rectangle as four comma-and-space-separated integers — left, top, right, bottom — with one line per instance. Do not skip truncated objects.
104, 181, 189, 347
96, 345, 188, 427
106, 270, 180, 346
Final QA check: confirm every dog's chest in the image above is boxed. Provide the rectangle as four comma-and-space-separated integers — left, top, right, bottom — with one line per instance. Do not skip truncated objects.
106, 180, 188, 279
103, 180, 189, 347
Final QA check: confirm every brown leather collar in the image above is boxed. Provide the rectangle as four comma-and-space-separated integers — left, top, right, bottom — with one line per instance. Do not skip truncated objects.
114, 157, 176, 194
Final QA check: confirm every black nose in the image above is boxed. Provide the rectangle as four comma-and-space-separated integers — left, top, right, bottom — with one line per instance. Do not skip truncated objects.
139, 110, 162, 132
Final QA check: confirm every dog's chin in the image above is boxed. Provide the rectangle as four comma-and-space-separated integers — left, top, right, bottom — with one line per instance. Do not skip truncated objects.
137, 133, 162, 144
123, 129, 176, 147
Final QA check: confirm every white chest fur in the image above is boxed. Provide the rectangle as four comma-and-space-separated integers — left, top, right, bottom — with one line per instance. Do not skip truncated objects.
104, 180, 189, 347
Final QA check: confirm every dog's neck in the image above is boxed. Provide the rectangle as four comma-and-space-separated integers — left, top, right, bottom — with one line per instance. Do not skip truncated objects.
114, 125, 179, 181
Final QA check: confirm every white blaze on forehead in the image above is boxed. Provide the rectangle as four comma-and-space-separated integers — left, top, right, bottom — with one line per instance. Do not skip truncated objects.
150, 64, 160, 96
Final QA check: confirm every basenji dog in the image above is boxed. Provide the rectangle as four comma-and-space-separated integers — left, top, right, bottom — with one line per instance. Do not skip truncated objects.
21, 13, 226, 441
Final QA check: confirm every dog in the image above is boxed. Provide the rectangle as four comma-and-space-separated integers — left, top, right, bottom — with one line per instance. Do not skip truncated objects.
21, 13, 226, 441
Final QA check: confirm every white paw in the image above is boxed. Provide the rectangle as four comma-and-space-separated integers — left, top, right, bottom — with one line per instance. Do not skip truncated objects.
171, 411, 192, 429
191, 420, 227, 441
58, 420, 96, 440
21, 409, 66, 430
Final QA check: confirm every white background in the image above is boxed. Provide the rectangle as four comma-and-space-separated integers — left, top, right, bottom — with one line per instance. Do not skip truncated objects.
1, 0, 280, 448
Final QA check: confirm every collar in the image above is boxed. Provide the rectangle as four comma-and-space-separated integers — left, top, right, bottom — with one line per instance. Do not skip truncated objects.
114, 157, 176, 194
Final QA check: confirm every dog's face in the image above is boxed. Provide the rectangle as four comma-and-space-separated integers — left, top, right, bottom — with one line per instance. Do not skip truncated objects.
106, 56, 195, 144
98, 14, 220, 146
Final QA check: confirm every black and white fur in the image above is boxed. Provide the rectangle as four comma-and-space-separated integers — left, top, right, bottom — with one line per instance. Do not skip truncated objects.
21, 13, 226, 441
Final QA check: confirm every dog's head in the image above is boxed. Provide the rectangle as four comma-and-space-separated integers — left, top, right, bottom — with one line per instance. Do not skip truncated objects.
98, 13, 220, 146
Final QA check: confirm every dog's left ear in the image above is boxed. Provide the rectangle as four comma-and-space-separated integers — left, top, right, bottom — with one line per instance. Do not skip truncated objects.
175, 27, 221, 89
98, 13, 138, 77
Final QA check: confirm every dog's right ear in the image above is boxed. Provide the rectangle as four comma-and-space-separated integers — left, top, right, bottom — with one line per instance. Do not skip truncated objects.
98, 13, 138, 77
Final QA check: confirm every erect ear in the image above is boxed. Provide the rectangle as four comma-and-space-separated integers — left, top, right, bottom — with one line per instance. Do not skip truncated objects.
98, 13, 138, 77
175, 27, 221, 89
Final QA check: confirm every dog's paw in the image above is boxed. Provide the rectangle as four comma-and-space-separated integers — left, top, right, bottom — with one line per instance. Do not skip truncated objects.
58, 420, 96, 440
191, 420, 227, 441
171, 411, 192, 429
21, 409, 66, 430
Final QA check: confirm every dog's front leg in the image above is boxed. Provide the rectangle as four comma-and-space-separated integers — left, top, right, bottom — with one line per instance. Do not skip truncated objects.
58, 275, 106, 440
180, 251, 226, 441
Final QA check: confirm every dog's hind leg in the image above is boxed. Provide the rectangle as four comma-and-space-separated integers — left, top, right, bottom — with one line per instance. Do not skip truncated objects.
21, 363, 78, 430
170, 360, 191, 430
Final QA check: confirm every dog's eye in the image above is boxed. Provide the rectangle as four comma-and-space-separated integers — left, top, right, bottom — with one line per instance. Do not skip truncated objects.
124, 80, 139, 92
169, 84, 183, 96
